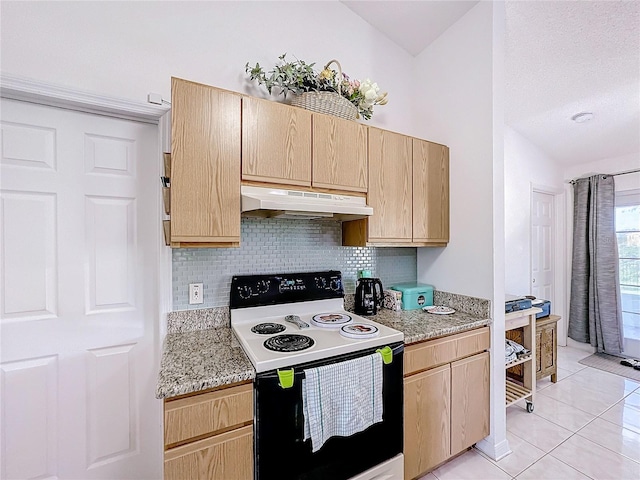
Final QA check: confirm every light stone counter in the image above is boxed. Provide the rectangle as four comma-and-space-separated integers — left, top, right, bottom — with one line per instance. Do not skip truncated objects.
155, 326, 254, 399
348, 289, 491, 344
156, 290, 491, 398
362, 308, 490, 344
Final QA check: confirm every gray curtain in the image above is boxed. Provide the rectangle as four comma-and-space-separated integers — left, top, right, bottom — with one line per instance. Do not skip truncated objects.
568, 175, 624, 353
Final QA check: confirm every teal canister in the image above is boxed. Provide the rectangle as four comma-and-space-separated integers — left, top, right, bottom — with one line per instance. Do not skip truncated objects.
390, 283, 434, 310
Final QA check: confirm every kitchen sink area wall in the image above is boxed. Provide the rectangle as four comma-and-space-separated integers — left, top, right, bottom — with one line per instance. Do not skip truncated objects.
172, 217, 417, 310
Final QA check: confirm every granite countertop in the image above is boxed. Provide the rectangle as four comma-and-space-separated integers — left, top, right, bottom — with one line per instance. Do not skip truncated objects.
361, 308, 490, 344
157, 291, 491, 399
155, 326, 255, 399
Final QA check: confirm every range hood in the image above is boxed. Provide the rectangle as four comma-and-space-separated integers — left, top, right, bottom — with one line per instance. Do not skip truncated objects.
241, 185, 373, 221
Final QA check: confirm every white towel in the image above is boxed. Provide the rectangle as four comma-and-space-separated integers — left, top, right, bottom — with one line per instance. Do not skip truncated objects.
302, 352, 383, 452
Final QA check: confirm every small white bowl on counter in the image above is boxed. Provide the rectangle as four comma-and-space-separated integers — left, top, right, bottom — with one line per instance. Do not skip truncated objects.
423, 305, 456, 315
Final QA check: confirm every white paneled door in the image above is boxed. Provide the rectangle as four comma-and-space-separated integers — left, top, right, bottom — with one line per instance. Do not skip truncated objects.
531, 191, 554, 303
0, 99, 161, 479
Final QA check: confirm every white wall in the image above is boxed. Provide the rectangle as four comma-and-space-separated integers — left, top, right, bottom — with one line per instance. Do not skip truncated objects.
504, 126, 564, 295
0, 1, 415, 134
414, 2, 496, 301
2, 0, 508, 461
414, 1, 508, 460
1, 0, 504, 299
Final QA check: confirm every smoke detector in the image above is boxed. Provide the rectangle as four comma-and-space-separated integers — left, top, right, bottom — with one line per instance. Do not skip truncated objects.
571, 112, 594, 123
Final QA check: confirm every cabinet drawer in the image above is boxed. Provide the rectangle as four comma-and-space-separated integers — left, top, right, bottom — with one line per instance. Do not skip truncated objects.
404, 327, 490, 376
164, 383, 253, 447
164, 425, 253, 480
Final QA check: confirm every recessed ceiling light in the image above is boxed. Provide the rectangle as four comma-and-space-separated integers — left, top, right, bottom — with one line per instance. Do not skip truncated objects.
571, 112, 594, 123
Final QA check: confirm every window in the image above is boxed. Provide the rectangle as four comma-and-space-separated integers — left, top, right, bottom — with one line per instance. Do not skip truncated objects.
615, 190, 640, 348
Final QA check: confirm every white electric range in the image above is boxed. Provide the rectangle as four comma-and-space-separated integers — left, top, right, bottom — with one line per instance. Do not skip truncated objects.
229, 271, 405, 480
231, 297, 403, 373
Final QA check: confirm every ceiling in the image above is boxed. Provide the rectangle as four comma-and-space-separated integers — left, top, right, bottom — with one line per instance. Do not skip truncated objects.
342, 1, 640, 167
341, 1, 479, 56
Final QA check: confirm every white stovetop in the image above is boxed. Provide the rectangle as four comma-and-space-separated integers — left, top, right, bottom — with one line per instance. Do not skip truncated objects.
231, 299, 404, 373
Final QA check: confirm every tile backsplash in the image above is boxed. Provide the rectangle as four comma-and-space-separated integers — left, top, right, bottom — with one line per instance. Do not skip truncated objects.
172, 218, 417, 310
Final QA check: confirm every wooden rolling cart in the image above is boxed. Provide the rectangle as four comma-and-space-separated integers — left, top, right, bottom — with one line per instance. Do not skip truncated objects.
506, 314, 561, 384
505, 307, 541, 413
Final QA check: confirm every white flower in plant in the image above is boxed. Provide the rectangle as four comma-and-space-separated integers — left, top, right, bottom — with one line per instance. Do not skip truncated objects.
359, 79, 379, 106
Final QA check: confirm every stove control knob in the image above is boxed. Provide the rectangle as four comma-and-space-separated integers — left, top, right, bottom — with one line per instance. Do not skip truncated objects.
330, 279, 341, 291
238, 285, 252, 299
257, 280, 270, 294
315, 277, 327, 290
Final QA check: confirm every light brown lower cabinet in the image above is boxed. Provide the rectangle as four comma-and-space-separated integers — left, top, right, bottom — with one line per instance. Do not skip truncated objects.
164, 425, 253, 480
450, 352, 490, 455
163, 382, 253, 480
404, 364, 451, 479
404, 328, 490, 480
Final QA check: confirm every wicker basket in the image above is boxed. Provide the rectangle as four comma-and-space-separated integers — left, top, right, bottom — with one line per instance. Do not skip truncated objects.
289, 60, 358, 121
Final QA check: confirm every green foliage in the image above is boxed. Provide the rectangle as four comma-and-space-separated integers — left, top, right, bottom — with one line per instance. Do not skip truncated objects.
245, 54, 388, 120
245, 54, 336, 98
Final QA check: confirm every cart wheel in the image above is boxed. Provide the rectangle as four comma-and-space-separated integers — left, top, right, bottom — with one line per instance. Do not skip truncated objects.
526, 402, 534, 413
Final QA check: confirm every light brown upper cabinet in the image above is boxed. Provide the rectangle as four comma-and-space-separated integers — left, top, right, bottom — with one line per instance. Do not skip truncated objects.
368, 128, 413, 242
242, 96, 312, 187
413, 139, 450, 245
170, 78, 241, 247
312, 114, 367, 192
343, 128, 413, 246
343, 131, 449, 247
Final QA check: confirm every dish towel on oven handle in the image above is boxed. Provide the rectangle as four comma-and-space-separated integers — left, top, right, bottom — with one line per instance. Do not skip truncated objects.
302, 351, 383, 452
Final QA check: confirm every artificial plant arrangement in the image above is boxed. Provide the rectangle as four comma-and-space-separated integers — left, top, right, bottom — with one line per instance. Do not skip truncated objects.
245, 54, 388, 120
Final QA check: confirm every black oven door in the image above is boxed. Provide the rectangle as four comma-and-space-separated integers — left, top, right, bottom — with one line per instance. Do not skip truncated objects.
254, 342, 403, 480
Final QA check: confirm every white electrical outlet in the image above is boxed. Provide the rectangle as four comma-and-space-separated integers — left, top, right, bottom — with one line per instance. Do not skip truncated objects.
189, 283, 204, 304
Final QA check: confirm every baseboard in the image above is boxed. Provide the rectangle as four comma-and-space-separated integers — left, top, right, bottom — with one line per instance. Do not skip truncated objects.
475, 437, 511, 461
567, 338, 596, 353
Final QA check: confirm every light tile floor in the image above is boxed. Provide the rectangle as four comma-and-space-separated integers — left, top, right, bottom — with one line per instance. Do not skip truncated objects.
420, 345, 640, 480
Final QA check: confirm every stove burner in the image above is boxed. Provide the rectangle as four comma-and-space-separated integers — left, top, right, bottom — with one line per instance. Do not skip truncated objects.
311, 312, 352, 328
251, 322, 286, 335
264, 334, 315, 353
340, 323, 380, 339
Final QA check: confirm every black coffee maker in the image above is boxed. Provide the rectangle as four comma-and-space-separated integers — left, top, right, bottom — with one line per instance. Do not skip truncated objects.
354, 278, 384, 315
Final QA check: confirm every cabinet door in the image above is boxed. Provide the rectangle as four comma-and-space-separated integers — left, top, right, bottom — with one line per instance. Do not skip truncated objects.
171, 78, 241, 245
242, 96, 312, 187
404, 364, 451, 480
164, 425, 253, 480
450, 352, 490, 455
312, 114, 367, 192
538, 323, 557, 379
368, 128, 412, 242
412, 139, 449, 244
